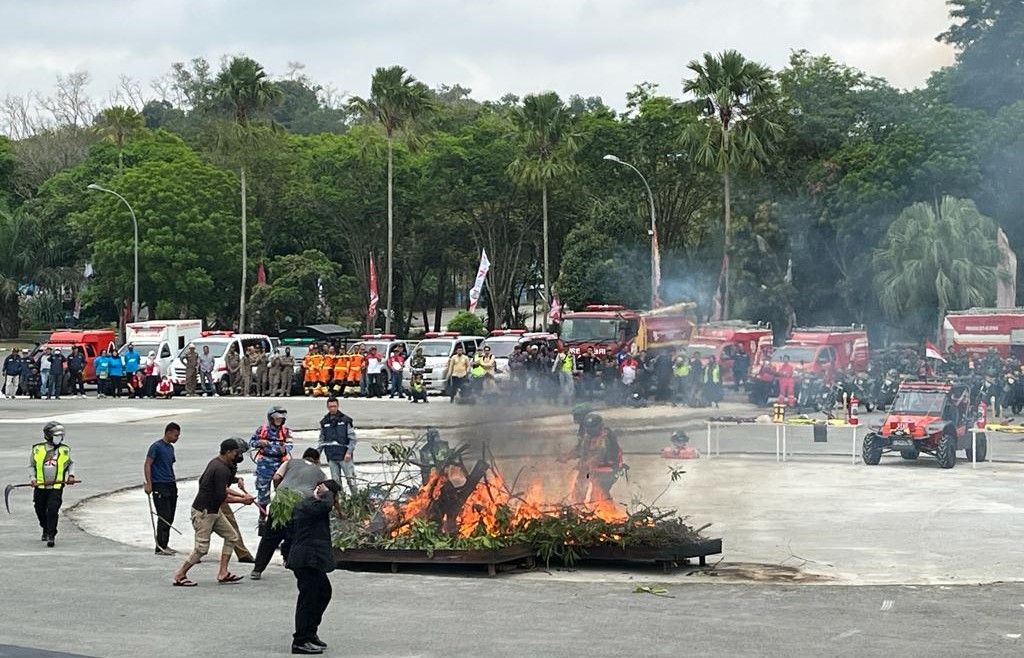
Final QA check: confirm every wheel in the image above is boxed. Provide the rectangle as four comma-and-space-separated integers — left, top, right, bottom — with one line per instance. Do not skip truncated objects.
900, 449, 919, 460
862, 433, 883, 465
965, 433, 988, 462
936, 433, 957, 469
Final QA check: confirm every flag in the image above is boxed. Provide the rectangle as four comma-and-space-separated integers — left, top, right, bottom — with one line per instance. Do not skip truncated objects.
997, 228, 1017, 307
711, 254, 729, 321
651, 228, 663, 308
368, 255, 379, 323
257, 261, 267, 285
925, 341, 947, 362
548, 295, 562, 324
468, 249, 491, 313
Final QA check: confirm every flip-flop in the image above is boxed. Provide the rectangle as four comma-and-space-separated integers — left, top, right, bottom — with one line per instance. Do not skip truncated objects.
172, 578, 197, 587
217, 573, 244, 584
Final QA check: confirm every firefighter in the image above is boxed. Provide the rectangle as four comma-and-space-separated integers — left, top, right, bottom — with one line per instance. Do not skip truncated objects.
29, 421, 78, 547
332, 352, 350, 397
703, 356, 723, 409
777, 355, 796, 407
571, 402, 593, 437
321, 346, 337, 391
417, 428, 451, 485
564, 414, 623, 502
302, 344, 319, 396
249, 405, 294, 508
348, 348, 365, 397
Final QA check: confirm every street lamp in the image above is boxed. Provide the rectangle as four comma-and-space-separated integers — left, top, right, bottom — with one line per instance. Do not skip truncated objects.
603, 154, 659, 308
87, 183, 139, 322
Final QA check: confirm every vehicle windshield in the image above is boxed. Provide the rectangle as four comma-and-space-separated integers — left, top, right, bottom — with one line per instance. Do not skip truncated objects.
771, 346, 817, 363
686, 344, 719, 358
179, 341, 228, 359
561, 318, 625, 342
891, 390, 948, 415
416, 341, 454, 358
482, 338, 519, 358
286, 345, 309, 360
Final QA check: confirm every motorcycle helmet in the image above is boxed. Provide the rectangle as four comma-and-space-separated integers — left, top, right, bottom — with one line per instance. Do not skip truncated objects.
43, 421, 65, 444
571, 403, 593, 425
267, 405, 287, 423
670, 430, 689, 447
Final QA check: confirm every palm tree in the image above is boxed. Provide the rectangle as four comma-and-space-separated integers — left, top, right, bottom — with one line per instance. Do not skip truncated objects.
0, 206, 40, 338
507, 92, 578, 329
94, 106, 144, 172
683, 50, 781, 318
213, 56, 282, 331
875, 197, 1000, 338
348, 66, 433, 334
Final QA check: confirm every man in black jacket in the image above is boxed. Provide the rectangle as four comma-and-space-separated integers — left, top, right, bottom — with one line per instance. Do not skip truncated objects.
67, 347, 86, 398
2, 348, 23, 398
316, 397, 357, 495
288, 479, 341, 655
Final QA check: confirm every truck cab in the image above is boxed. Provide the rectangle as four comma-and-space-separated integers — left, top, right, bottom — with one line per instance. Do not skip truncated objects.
121, 320, 203, 377
771, 327, 869, 383
690, 322, 773, 382
39, 329, 117, 383
403, 332, 483, 394
559, 305, 640, 357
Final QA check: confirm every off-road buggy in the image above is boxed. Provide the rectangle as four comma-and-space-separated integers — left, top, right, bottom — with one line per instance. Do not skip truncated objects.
862, 380, 986, 469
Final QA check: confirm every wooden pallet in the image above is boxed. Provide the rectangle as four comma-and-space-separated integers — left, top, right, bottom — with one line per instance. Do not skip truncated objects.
578, 538, 723, 573
335, 544, 536, 577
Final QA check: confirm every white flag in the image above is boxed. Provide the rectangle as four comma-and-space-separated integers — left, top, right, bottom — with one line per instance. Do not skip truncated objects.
468, 249, 491, 313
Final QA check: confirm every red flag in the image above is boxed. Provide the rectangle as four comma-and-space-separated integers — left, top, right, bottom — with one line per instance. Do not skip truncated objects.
368, 254, 379, 324
257, 261, 267, 285
925, 341, 947, 362
711, 254, 729, 321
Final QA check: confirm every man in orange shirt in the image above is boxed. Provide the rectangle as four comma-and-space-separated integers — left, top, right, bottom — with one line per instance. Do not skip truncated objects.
332, 353, 350, 397
302, 345, 321, 396
320, 346, 337, 389
347, 349, 365, 397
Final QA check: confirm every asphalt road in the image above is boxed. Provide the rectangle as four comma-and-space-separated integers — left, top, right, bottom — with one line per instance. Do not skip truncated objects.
2, 395, 1024, 657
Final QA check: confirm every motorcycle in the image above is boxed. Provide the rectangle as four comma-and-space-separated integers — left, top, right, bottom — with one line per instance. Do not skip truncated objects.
875, 370, 899, 411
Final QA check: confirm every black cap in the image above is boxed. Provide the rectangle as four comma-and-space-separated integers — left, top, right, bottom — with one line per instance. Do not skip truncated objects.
220, 438, 242, 453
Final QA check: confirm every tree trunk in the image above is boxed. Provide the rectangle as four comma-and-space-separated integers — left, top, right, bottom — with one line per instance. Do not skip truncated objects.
722, 169, 731, 320
239, 166, 248, 332
0, 293, 19, 339
542, 183, 550, 331
385, 137, 394, 334
434, 258, 446, 332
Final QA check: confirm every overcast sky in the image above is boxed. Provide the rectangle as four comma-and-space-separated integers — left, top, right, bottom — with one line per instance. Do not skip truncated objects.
2, 0, 956, 110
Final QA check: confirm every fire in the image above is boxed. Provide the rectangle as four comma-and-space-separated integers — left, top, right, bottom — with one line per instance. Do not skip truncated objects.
387, 460, 627, 539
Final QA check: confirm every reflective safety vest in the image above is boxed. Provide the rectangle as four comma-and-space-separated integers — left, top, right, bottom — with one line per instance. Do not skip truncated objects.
471, 355, 486, 378
704, 365, 721, 384
348, 354, 365, 382
333, 354, 350, 382
32, 443, 71, 489
674, 362, 690, 378
560, 354, 575, 373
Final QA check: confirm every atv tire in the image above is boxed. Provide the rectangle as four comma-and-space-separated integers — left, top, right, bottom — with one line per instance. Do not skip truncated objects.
862, 434, 883, 466
900, 449, 919, 460
965, 433, 988, 463
936, 433, 957, 469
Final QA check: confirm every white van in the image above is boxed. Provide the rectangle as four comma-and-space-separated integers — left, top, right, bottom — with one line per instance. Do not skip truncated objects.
122, 320, 203, 375
403, 333, 483, 394
169, 332, 273, 394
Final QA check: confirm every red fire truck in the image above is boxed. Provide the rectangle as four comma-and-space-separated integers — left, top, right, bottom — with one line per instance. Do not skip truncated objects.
558, 303, 695, 357
942, 308, 1024, 358
769, 326, 869, 383
687, 321, 774, 383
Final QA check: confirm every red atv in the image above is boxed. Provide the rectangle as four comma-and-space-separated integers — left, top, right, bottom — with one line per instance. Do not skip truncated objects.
862, 381, 986, 469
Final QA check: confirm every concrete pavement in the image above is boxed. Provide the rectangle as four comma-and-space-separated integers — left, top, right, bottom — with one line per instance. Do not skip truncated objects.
3, 395, 1024, 656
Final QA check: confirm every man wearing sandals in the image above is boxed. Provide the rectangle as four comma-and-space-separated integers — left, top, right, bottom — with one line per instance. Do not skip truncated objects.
172, 438, 255, 587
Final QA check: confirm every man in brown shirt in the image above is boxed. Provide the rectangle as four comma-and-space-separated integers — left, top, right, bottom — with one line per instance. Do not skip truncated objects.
172, 438, 255, 586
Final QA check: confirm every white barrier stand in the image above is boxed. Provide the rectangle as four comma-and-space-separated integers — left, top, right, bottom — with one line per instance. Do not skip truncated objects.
851, 425, 858, 465
971, 428, 977, 470
782, 424, 788, 462
775, 425, 781, 463
706, 423, 712, 459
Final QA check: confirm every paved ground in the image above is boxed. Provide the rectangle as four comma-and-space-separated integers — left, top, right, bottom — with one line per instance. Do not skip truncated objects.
3, 395, 1024, 657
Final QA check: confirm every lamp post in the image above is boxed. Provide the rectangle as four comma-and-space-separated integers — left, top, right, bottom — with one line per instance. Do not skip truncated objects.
603, 154, 659, 308
87, 183, 139, 322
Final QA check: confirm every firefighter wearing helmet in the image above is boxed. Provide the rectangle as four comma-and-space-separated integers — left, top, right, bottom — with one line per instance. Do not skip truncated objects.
564, 413, 624, 502
249, 405, 293, 508
29, 421, 78, 547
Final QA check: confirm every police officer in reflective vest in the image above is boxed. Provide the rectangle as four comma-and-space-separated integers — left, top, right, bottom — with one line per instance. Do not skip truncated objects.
30, 421, 78, 547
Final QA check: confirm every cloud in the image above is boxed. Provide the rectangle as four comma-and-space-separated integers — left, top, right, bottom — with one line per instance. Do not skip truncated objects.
0, 0, 955, 109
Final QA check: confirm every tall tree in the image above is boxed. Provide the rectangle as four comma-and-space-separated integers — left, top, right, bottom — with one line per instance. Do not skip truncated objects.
874, 197, 1000, 338
212, 56, 282, 330
683, 50, 781, 317
508, 92, 578, 328
938, 0, 1024, 112
94, 106, 144, 172
0, 205, 41, 337
348, 65, 433, 334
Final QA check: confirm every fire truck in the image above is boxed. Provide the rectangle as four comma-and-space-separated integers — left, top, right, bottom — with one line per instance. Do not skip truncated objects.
558, 302, 695, 357
769, 326, 869, 383
687, 321, 774, 383
942, 308, 1024, 358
